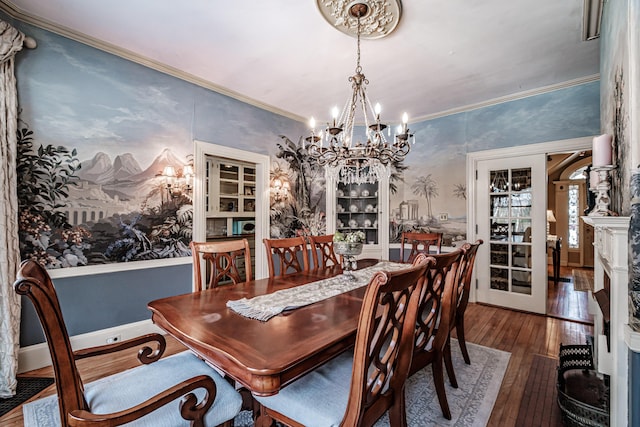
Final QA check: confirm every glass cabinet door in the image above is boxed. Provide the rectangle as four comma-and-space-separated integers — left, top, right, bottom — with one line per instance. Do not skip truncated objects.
489, 168, 533, 295
336, 181, 380, 244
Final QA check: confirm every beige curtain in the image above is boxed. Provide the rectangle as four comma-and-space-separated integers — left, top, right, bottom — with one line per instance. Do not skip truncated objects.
0, 19, 34, 398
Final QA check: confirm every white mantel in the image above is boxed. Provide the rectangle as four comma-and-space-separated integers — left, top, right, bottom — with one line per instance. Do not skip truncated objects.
582, 215, 637, 427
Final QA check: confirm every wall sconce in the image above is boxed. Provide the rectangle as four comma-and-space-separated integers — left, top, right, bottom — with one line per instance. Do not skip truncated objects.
160, 164, 194, 198
271, 177, 290, 202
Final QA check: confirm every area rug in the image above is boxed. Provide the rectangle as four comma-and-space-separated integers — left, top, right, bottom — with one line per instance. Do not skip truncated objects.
515, 354, 563, 427
573, 269, 594, 292
0, 377, 54, 417
23, 340, 509, 427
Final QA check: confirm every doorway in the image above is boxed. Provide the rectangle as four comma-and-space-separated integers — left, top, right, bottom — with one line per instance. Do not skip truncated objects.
193, 141, 270, 280
466, 136, 593, 314
475, 154, 547, 313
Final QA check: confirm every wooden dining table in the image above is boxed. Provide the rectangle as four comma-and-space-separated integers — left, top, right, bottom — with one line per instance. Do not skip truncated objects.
147, 260, 379, 397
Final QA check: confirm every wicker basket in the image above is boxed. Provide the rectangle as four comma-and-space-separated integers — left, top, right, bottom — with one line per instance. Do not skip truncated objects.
557, 343, 609, 427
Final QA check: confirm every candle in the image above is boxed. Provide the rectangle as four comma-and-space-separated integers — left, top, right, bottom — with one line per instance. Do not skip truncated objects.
589, 170, 600, 190
592, 134, 613, 167
331, 107, 339, 128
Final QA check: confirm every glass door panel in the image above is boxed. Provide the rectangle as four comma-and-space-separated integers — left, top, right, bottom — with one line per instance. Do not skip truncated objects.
488, 167, 532, 295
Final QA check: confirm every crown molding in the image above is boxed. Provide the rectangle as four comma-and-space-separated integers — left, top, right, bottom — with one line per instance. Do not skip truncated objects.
0, 0, 306, 123
412, 74, 601, 123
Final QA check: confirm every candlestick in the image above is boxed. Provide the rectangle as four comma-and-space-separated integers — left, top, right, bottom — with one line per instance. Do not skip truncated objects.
589, 169, 600, 190
588, 165, 615, 216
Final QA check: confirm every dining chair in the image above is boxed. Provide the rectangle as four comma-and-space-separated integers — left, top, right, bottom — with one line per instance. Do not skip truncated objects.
253, 258, 433, 427
450, 239, 483, 365
400, 231, 443, 262
14, 259, 242, 427
263, 236, 310, 278
308, 234, 340, 269
191, 239, 252, 291
409, 248, 464, 420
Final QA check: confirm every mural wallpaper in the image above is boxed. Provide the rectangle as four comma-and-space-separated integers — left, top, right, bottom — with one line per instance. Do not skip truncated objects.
600, 0, 639, 328
13, 19, 600, 271
14, 23, 305, 269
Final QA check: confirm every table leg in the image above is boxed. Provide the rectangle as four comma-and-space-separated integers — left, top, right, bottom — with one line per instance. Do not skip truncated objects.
255, 413, 276, 427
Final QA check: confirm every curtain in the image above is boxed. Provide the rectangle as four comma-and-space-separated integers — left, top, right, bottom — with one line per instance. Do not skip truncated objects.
0, 19, 34, 398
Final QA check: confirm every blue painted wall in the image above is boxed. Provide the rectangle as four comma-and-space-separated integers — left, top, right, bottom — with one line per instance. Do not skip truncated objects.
10, 18, 601, 346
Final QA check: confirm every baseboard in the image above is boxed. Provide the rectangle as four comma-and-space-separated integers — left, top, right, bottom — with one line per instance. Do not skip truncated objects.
18, 320, 164, 373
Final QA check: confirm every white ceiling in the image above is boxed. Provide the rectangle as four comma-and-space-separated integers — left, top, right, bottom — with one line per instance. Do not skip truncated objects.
3, 0, 600, 124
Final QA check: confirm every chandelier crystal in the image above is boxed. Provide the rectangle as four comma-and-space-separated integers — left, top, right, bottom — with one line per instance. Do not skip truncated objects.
306, 2, 414, 184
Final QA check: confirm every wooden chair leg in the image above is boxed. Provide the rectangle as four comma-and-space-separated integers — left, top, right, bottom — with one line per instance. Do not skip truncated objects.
456, 317, 471, 364
431, 357, 452, 420
388, 389, 408, 427
443, 338, 458, 389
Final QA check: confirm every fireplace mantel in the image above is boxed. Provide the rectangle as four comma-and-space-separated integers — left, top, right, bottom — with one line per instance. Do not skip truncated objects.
582, 215, 633, 426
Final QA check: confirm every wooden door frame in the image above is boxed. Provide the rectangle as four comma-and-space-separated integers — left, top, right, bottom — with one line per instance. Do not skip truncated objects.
466, 136, 593, 304
193, 140, 270, 281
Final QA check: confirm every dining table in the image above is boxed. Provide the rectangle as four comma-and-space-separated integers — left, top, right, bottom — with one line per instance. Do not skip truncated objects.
147, 259, 388, 398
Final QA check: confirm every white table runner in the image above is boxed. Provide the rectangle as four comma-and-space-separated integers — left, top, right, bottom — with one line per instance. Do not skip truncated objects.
227, 261, 408, 321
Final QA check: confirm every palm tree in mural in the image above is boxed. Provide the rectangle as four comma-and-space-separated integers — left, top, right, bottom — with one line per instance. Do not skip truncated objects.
453, 183, 467, 200
411, 174, 439, 219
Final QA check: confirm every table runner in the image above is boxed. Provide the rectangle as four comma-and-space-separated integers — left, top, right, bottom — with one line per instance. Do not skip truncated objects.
227, 261, 409, 321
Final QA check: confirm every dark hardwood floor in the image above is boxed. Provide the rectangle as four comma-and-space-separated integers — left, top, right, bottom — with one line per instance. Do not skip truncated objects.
547, 265, 594, 325
1, 267, 594, 427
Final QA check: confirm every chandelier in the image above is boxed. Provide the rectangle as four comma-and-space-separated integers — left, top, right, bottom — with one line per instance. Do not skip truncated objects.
306, 2, 414, 184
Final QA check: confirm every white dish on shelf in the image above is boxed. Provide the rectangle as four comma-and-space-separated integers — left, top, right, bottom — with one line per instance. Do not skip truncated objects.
361, 190, 369, 197
364, 219, 372, 227
350, 190, 358, 197
365, 204, 374, 212
348, 219, 358, 228
350, 204, 358, 213
338, 189, 344, 197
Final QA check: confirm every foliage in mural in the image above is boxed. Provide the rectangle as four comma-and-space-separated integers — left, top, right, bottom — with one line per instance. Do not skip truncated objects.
17, 122, 194, 268
270, 136, 326, 238
16, 123, 90, 268
269, 135, 410, 238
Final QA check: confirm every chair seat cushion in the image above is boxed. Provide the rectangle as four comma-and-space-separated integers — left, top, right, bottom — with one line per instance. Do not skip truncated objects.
23, 351, 242, 426
254, 351, 353, 427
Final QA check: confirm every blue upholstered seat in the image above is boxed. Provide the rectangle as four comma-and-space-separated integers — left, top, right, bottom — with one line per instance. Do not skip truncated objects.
23, 351, 242, 427
254, 351, 354, 427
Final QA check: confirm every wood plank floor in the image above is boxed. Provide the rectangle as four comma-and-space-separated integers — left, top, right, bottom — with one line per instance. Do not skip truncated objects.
1, 267, 595, 426
547, 266, 594, 324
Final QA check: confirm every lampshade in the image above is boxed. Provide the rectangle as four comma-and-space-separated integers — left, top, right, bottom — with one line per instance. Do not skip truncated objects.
546, 210, 557, 223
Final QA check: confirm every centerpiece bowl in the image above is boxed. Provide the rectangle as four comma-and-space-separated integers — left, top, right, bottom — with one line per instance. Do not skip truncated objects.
333, 231, 365, 279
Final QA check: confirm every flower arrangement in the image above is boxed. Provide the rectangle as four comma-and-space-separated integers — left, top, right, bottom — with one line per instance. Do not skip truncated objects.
333, 230, 365, 243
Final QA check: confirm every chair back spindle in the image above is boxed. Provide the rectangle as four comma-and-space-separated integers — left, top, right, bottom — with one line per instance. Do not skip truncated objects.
400, 231, 443, 262
308, 234, 340, 269
263, 237, 310, 278
191, 239, 252, 291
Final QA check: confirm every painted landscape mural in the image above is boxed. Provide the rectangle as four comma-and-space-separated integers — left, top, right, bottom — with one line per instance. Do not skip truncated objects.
17, 119, 194, 268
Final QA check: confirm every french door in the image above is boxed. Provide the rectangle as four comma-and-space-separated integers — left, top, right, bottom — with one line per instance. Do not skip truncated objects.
475, 154, 546, 314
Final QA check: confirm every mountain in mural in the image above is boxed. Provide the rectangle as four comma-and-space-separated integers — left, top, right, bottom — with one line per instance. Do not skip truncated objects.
113, 153, 142, 180
72, 148, 188, 206
129, 148, 186, 182
78, 152, 114, 184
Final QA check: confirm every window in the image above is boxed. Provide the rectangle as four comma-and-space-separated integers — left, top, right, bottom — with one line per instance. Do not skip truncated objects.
568, 184, 579, 248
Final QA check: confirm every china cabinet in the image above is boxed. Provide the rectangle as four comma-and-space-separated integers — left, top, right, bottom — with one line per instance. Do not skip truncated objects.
325, 170, 389, 260
206, 158, 256, 217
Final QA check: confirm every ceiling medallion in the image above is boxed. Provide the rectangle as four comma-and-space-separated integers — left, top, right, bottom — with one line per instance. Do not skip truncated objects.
316, 0, 402, 39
